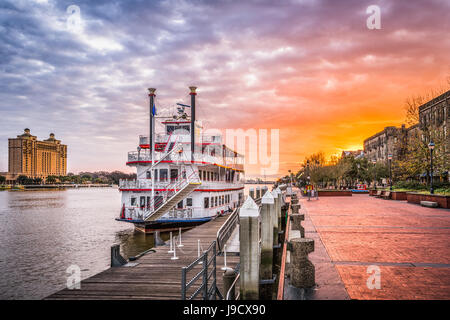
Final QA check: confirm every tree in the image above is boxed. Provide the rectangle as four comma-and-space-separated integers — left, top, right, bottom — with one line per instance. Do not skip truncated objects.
46, 175, 57, 184
0, 175, 6, 184
17, 175, 28, 185
399, 83, 450, 184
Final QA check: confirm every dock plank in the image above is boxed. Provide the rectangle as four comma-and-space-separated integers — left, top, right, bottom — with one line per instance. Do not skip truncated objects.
46, 214, 239, 300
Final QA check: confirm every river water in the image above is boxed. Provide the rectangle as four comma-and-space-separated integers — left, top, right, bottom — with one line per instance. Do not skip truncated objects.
0, 184, 271, 299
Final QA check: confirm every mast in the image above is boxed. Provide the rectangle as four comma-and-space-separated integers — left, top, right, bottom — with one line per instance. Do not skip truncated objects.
189, 86, 197, 161
148, 88, 156, 208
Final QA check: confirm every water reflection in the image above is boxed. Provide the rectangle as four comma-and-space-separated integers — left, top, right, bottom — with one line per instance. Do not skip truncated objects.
0, 188, 162, 300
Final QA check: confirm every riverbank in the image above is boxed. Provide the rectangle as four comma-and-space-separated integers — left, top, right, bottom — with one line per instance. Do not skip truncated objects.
0, 183, 115, 190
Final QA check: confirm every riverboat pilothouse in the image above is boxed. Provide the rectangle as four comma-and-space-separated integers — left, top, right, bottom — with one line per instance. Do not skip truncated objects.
116, 87, 245, 233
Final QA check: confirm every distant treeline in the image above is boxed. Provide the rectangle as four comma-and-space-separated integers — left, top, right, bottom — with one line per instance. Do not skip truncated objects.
2, 171, 136, 185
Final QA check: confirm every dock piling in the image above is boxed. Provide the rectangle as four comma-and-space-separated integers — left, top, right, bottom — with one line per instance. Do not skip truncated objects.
111, 244, 127, 267
249, 188, 255, 200
239, 196, 260, 300
260, 190, 275, 299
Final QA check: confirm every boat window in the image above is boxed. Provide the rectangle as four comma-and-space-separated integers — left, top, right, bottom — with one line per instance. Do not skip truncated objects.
147, 197, 151, 208
160, 169, 168, 181
170, 169, 178, 181
146, 171, 151, 179
140, 196, 146, 208
222, 195, 225, 205
186, 198, 192, 207
182, 125, 190, 132
154, 169, 158, 180
199, 170, 202, 180
131, 197, 136, 206
215, 196, 218, 206
166, 125, 176, 134
204, 197, 209, 208
177, 200, 183, 209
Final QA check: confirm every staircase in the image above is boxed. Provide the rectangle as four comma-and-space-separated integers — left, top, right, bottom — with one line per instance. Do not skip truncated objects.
144, 181, 200, 221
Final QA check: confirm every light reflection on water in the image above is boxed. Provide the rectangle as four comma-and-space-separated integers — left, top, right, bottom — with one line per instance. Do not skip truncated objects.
0, 188, 165, 300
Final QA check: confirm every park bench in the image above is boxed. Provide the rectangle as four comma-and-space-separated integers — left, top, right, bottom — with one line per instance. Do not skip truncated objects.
382, 191, 391, 200
375, 190, 382, 198
420, 201, 438, 208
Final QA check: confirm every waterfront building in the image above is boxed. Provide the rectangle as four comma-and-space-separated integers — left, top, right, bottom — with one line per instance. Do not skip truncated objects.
341, 150, 364, 159
418, 90, 449, 162
8, 129, 67, 181
363, 124, 416, 163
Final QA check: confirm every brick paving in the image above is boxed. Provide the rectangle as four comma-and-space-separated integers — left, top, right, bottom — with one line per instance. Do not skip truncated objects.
301, 194, 450, 300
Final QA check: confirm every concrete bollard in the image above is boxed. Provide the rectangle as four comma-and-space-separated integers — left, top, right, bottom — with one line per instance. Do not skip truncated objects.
256, 187, 261, 199
223, 269, 237, 300
111, 244, 127, 267
260, 190, 275, 299
239, 196, 260, 300
249, 188, 255, 200
289, 238, 315, 288
290, 213, 305, 238
271, 190, 279, 249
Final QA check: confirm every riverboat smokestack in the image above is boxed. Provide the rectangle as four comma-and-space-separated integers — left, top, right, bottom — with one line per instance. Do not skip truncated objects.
189, 86, 197, 161
148, 88, 156, 151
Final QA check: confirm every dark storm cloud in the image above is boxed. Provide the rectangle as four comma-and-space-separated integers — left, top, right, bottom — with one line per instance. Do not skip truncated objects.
0, 0, 449, 175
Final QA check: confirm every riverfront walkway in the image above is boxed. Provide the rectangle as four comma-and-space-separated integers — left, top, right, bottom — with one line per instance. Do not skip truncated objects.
300, 194, 450, 299
46, 215, 239, 300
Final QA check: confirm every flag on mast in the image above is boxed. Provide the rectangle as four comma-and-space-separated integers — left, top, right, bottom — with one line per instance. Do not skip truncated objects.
152, 103, 156, 116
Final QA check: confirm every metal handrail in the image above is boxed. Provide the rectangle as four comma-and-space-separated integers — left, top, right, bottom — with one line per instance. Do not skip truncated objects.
181, 240, 219, 300
216, 208, 239, 252
225, 272, 240, 300
277, 199, 291, 300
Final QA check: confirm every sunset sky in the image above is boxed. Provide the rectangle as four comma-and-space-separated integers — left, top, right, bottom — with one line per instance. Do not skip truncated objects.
1, 0, 450, 178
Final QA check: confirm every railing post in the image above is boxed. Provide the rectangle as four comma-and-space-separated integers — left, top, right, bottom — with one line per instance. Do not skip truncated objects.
181, 267, 187, 300
260, 190, 275, 299
239, 196, 260, 300
202, 250, 208, 300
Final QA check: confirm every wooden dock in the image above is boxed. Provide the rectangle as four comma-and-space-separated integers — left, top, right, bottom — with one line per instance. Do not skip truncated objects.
46, 215, 239, 300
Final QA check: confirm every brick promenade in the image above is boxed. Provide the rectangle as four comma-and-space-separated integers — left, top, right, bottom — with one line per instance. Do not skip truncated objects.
301, 194, 450, 300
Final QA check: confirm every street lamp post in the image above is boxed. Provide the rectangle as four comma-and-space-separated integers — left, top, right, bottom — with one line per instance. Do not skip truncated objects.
428, 141, 435, 194
371, 159, 377, 188
388, 154, 393, 191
